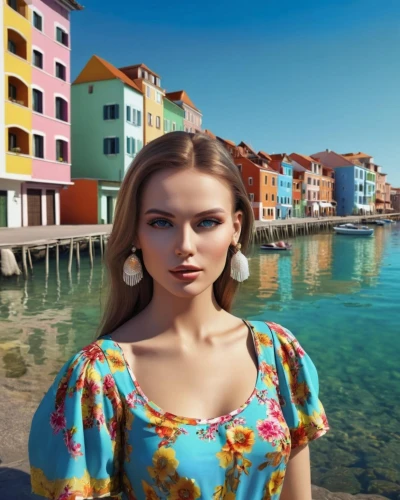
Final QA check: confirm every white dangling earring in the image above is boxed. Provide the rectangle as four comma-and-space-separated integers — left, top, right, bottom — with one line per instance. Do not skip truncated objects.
123, 246, 143, 286
230, 243, 250, 282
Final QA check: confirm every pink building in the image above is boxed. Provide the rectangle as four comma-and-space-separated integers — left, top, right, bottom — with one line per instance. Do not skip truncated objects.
23, 0, 82, 226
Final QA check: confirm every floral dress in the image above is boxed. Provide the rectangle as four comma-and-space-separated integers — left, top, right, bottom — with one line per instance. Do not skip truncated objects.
29, 320, 330, 500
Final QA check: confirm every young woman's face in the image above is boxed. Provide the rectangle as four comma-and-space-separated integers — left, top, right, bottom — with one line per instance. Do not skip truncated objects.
136, 168, 242, 298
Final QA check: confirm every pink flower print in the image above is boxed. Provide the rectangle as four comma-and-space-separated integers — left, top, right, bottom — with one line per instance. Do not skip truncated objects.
108, 419, 118, 440
126, 391, 141, 408
63, 428, 83, 459
256, 418, 286, 444
57, 486, 73, 500
197, 423, 219, 441
50, 410, 66, 434
256, 390, 269, 405
103, 374, 115, 390
267, 399, 283, 421
92, 405, 105, 427
86, 379, 100, 395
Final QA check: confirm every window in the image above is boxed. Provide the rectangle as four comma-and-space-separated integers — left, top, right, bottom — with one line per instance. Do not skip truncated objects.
264, 176, 268, 185
147, 112, 153, 126
277, 196, 280, 203
56, 27, 68, 46
313, 179, 316, 185
103, 137, 119, 155
313, 192, 316, 199
146, 86, 151, 98
33, 134, 44, 158
132, 109, 141, 126
280, 181, 283, 187
56, 139, 68, 162
32, 89, 43, 113
307, 177, 311, 184
33, 12, 42, 31
156, 116, 161, 129
272, 194, 275, 201
55, 97, 68, 121
172, 122, 176, 131
287, 182, 290, 188
156, 77, 161, 87
88, 85, 94, 94
317, 180, 320, 186
8, 83, 17, 100
33, 50, 43, 69
103, 104, 119, 120
249, 193, 254, 202
237, 164, 242, 172
126, 137, 137, 156
156, 92, 162, 104
8, 0, 18, 12
355, 170, 358, 178
8, 39, 16, 54
355, 184, 358, 192
9, 133, 17, 150
265, 193, 268, 201
55, 62, 66, 81
272, 177, 275, 186
248, 177, 253, 186
126, 105, 131, 122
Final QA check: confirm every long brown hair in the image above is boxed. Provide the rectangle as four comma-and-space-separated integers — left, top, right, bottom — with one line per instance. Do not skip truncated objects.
98, 132, 255, 336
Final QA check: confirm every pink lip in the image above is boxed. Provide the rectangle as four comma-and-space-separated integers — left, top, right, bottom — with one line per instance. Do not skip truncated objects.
169, 270, 202, 281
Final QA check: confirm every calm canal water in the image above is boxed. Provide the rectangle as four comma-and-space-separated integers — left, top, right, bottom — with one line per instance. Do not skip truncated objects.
0, 225, 399, 498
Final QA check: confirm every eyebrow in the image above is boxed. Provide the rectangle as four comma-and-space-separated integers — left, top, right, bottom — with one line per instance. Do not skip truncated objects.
144, 208, 227, 218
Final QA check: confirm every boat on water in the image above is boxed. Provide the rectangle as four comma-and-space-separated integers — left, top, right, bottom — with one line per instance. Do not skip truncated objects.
260, 241, 292, 251
381, 219, 395, 224
374, 220, 386, 226
333, 223, 374, 236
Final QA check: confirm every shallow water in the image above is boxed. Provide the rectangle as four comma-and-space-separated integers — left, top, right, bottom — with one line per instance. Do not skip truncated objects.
1, 225, 399, 497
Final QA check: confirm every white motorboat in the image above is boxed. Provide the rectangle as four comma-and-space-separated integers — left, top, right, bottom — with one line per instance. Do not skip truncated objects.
333, 223, 374, 236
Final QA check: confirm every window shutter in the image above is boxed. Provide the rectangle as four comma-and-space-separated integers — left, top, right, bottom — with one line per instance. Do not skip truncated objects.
137, 110, 141, 126
132, 138, 136, 154
126, 106, 131, 122
115, 137, 120, 154
126, 137, 130, 154
138, 140, 143, 151
103, 138, 108, 154
115, 105, 119, 119
103, 106, 107, 120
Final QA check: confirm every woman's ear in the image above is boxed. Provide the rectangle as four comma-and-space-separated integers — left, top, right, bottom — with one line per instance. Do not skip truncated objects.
232, 210, 243, 245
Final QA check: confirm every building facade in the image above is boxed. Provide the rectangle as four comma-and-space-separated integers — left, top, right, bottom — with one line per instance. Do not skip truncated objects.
119, 64, 164, 146
391, 187, 400, 213
165, 90, 202, 133
163, 98, 184, 134
61, 55, 143, 224
269, 154, 293, 219
1, 0, 82, 227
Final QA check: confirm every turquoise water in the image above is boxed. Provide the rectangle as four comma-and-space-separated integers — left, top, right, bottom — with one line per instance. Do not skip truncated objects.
1, 225, 399, 497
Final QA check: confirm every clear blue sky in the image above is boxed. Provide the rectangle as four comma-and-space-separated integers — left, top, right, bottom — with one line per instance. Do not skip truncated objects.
70, 0, 400, 186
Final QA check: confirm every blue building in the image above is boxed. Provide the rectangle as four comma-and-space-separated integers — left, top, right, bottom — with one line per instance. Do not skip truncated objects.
269, 154, 293, 219
311, 150, 375, 215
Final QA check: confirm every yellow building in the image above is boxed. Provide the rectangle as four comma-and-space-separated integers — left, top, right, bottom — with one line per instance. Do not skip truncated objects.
3, 0, 33, 177
119, 63, 165, 145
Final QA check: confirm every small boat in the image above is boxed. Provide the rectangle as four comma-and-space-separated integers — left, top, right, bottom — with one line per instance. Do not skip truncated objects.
374, 220, 386, 226
260, 241, 292, 251
333, 223, 374, 236
381, 219, 394, 224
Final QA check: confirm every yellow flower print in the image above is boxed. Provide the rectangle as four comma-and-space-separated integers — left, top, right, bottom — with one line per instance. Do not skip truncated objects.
226, 426, 255, 454
147, 446, 179, 481
169, 477, 201, 500
255, 331, 273, 348
142, 479, 160, 500
291, 381, 311, 406
105, 349, 125, 373
269, 469, 286, 495
216, 449, 234, 469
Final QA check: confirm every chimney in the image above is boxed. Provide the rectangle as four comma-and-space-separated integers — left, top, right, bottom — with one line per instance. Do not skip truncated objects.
326, 149, 331, 153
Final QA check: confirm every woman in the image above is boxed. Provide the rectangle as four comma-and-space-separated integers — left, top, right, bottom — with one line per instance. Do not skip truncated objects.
29, 132, 329, 500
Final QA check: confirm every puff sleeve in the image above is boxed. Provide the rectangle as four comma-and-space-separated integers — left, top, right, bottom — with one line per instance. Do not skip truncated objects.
268, 322, 330, 449
28, 343, 123, 499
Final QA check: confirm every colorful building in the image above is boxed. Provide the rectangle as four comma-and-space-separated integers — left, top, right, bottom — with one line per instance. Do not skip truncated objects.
342, 152, 377, 212
119, 63, 165, 145
269, 154, 293, 219
163, 98, 184, 134
61, 55, 144, 224
390, 187, 400, 213
1, 0, 82, 227
312, 150, 373, 215
165, 90, 202, 133
290, 153, 321, 217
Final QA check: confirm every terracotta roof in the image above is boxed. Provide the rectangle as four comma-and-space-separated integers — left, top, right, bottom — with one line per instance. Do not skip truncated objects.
342, 152, 372, 160
165, 90, 200, 112
248, 160, 277, 174
238, 141, 257, 157
73, 55, 142, 93
311, 151, 356, 168
216, 137, 236, 147
269, 153, 292, 163
119, 63, 160, 78
258, 151, 272, 161
203, 129, 216, 139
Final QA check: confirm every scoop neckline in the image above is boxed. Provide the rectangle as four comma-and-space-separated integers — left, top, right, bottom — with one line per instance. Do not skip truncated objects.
100, 319, 262, 426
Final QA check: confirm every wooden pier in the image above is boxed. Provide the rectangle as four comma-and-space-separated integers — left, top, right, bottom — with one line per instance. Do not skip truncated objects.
0, 215, 399, 278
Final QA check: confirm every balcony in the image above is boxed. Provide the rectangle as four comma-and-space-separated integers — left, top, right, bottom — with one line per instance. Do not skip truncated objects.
7, 28, 27, 60
7, 0, 28, 19
8, 126, 30, 155
8, 75, 28, 107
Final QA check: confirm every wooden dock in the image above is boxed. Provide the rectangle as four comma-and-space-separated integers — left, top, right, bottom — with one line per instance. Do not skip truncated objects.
0, 215, 399, 278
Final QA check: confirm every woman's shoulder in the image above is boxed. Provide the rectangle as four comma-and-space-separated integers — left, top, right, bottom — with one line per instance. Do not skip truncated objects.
247, 320, 307, 357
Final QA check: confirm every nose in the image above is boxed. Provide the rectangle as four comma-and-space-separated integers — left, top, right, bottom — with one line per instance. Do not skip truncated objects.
175, 223, 196, 257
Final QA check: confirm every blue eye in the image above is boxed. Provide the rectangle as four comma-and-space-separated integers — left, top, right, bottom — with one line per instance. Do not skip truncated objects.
148, 218, 221, 229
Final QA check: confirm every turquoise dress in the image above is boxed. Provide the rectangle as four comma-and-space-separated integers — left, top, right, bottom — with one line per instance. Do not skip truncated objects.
29, 320, 330, 500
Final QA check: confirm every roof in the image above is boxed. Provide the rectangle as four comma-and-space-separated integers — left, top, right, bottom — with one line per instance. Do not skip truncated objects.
58, 0, 84, 10
119, 63, 160, 78
216, 137, 236, 147
203, 129, 217, 139
269, 153, 292, 163
289, 152, 316, 170
342, 152, 372, 160
258, 151, 272, 161
247, 159, 277, 174
165, 90, 201, 112
73, 55, 142, 93
237, 141, 257, 157
311, 150, 356, 168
